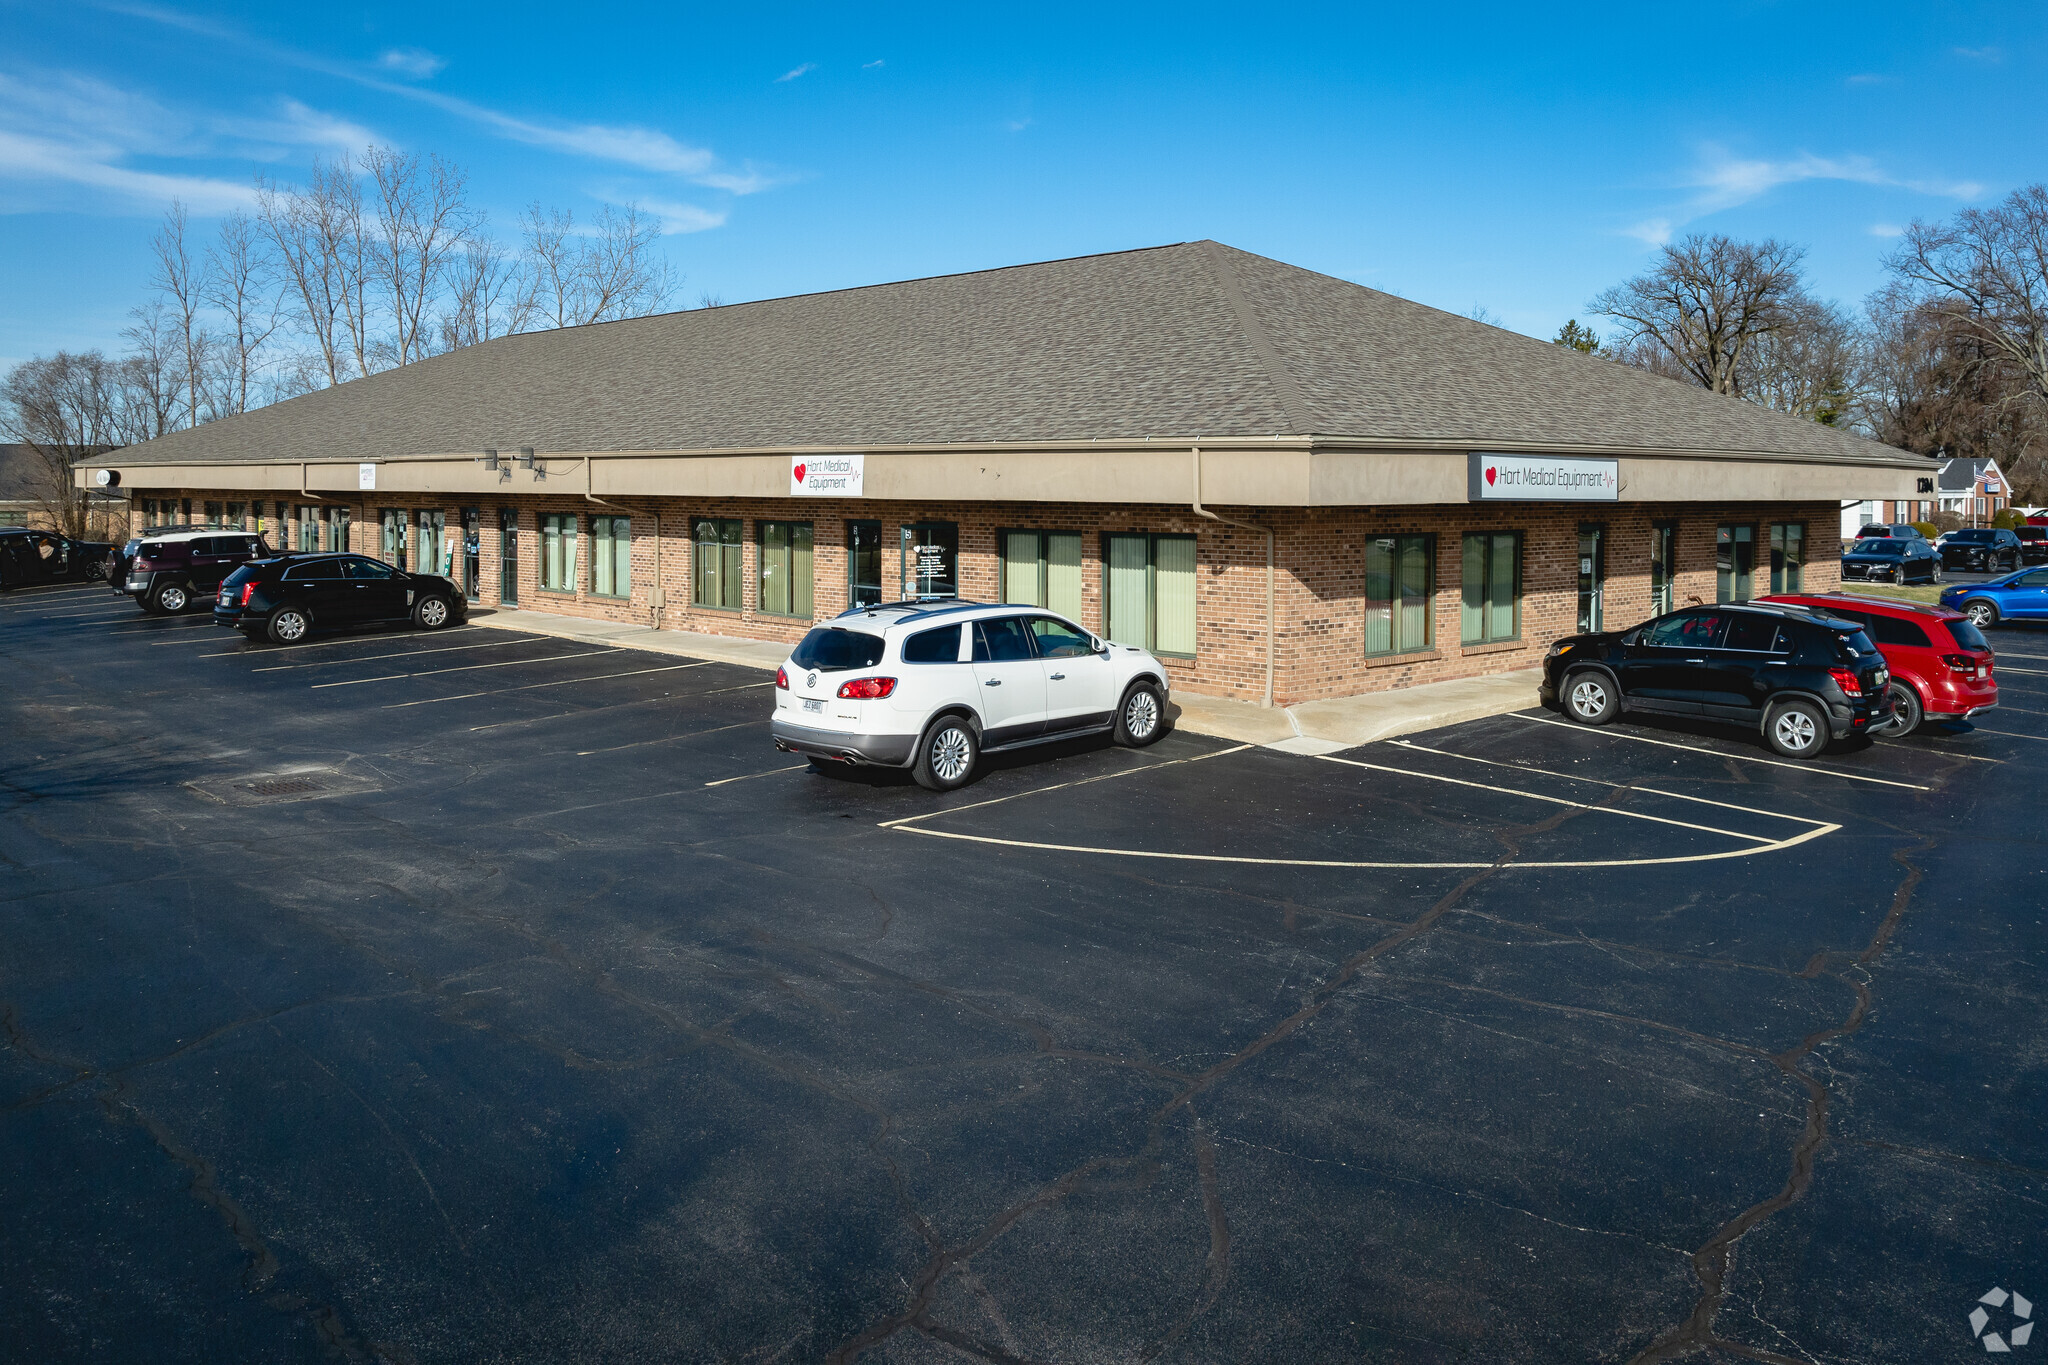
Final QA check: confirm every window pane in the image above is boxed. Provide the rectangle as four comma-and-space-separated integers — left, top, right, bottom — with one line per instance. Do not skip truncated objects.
1154, 536, 1196, 655
789, 522, 812, 618
1396, 538, 1432, 652
1365, 540, 1393, 655
1488, 532, 1517, 640
721, 521, 741, 609
1460, 535, 1485, 644
759, 522, 786, 614
693, 519, 719, 605
1047, 533, 1082, 619
1106, 534, 1149, 647
1002, 532, 1041, 606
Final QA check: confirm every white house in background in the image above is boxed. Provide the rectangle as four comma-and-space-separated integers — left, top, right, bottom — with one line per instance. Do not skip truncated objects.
1937, 456, 2011, 524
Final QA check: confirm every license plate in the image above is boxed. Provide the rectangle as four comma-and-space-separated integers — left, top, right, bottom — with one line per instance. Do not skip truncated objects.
1874, 670, 1888, 686
802, 698, 824, 714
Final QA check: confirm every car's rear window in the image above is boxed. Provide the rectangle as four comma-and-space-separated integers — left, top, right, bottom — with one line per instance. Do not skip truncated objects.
1868, 614, 1932, 649
901, 624, 962, 663
1951, 529, 1995, 542
222, 565, 259, 587
1831, 629, 1879, 659
137, 540, 172, 558
1946, 619, 1991, 652
791, 627, 886, 672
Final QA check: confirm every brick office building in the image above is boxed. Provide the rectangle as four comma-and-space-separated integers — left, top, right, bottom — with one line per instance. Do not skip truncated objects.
87, 242, 1923, 705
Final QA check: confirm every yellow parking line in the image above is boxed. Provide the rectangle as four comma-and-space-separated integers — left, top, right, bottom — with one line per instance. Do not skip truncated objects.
382, 661, 711, 708
1508, 714, 1930, 790
312, 648, 615, 688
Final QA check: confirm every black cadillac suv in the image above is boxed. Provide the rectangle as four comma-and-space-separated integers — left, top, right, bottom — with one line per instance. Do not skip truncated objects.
213, 553, 467, 643
1539, 603, 1893, 759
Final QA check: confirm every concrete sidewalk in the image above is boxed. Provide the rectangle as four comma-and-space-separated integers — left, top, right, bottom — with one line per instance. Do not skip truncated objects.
470, 607, 1542, 753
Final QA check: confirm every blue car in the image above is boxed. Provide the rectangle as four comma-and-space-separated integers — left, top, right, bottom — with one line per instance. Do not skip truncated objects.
1941, 567, 2048, 628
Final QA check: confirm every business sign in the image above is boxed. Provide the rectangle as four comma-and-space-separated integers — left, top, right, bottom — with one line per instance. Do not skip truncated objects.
1468, 452, 1618, 502
358, 463, 377, 490
790, 453, 864, 496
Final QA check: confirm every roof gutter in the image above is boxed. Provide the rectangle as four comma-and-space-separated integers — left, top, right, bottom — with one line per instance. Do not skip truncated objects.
1191, 445, 1274, 709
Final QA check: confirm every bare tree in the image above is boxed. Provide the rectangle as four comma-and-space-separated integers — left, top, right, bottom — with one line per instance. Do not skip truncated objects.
1737, 297, 1859, 426
1591, 235, 1813, 396
439, 233, 531, 351
518, 201, 676, 329
257, 156, 374, 386
203, 208, 280, 416
521, 203, 583, 330
366, 146, 474, 366
118, 300, 182, 442
147, 200, 210, 428
1, 352, 122, 537
1887, 185, 2048, 412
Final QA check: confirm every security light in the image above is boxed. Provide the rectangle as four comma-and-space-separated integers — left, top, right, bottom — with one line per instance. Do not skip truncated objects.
481, 448, 499, 470
517, 447, 535, 469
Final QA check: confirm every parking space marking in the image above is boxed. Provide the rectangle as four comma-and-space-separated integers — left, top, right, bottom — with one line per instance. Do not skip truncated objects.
198, 625, 487, 658
1967, 727, 2048, 742
704, 763, 808, 787
1383, 740, 1856, 817
383, 661, 712, 709
879, 744, 1254, 831
1998, 666, 2048, 675
25, 605, 133, 620
0, 585, 101, 606
105, 619, 213, 634
252, 637, 547, 672
311, 647, 616, 688
578, 719, 755, 756
1507, 714, 1931, 790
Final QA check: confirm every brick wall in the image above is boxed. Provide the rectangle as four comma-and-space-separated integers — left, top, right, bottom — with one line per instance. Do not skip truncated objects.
129, 489, 1840, 704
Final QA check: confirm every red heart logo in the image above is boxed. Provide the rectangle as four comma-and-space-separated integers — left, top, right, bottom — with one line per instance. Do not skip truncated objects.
792, 463, 807, 484
1483, 466, 1497, 486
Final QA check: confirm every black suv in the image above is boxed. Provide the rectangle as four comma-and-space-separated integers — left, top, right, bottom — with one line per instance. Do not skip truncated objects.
1855, 522, 1926, 542
1938, 527, 2024, 573
2016, 524, 2048, 565
1540, 603, 1892, 759
214, 553, 467, 643
124, 529, 274, 613
0, 527, 116, 589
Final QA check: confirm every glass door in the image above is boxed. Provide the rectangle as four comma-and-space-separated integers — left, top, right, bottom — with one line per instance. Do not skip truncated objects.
380, 509, 406, 566
461, 507, 481, 599
418, 509, 446, 576
499, 509, 519, 603
1649, 522, 1676, 616
1576, 525, 1605, 633
847, 520, 882, 606
899, 521, 958, 599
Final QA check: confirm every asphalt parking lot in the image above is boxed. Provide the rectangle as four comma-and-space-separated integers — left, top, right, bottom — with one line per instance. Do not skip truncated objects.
4, 581, 2045, 1363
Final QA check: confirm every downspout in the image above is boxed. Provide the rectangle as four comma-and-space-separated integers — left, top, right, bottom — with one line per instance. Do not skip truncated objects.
582, 456, 621, 509
1190, 445, 1275, 709
298, 462, 323, 500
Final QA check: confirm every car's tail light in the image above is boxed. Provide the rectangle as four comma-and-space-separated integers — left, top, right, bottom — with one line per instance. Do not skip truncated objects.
239, 582, 258, 606
1828, 667, 1863, 696
1942, 653, 1977, 676
775, 665, 789, 690
836, 676, 897, 700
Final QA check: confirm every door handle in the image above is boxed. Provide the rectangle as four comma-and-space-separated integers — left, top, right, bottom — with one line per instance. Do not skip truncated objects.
1684, 657, 1706, 663
984, 678, 1001, 686
1049, 672, 1066, 680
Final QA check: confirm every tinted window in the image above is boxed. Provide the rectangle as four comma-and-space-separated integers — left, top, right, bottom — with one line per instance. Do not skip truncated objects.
283, 561, 343, 581
900, 624, 962, 664
1830, 629, 1879, 660
1028, 615, 1093, 658
1952, 530, 1994, 542
1722, 614, 1780, 651
343, 558, 395, 580
1946, 619, 1991, 652
1869, 614, 1933, 648
973, 617, 1036, 662
2016, 528, 2046, 541
1643, 612, 1724, 649
790, 627, 886, 671
223, 565, 259, 587
2017, 569, 2048, 587
1855, 540, 1905, 556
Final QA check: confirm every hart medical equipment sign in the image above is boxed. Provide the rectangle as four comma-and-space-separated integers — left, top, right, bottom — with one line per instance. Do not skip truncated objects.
789, 454, 864, 496
1468, 452, 1619, 502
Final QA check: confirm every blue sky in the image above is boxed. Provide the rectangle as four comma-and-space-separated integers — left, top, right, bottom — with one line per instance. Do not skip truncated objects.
1, 0, 2041, 371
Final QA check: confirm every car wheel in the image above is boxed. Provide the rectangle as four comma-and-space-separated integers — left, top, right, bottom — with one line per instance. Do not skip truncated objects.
1113, 682, 1167, 747
1563, 670, 1618, 725
1764, 699, 1828, 759
413, 595, 452, 629
85, 560, 107, 582
1872, 681, 1923, 738
912, 716, 978, 792
1964, 599, 1999, 627
151, 583, 189, 613
267, 607, 312, 644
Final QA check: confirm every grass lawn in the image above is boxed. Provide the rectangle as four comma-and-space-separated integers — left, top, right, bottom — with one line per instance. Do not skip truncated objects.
1824, 581, 1950, 606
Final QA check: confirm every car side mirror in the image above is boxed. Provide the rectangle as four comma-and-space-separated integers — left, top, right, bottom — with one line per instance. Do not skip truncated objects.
1090, 635, 1108, 654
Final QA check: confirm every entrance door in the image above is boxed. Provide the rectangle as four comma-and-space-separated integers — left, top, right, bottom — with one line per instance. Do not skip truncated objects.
499, 510, 519, 603
461, 507, 481, 600
847, 520, 882, 606
1577, 525, 1605, 633
418, 510, 447, 577
900, 521, 959, 600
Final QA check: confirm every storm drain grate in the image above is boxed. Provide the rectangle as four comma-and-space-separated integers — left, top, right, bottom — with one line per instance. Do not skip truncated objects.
236, 777, 324, 799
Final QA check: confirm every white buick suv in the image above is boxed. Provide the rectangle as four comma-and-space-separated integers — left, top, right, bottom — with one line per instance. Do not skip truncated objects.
770, 601, 1172, 790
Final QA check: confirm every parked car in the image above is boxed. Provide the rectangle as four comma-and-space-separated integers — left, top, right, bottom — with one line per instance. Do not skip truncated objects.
770, 601, 1171, 790
0, 527, 116, 589
1855, 523, 1928, 542
213, 553, 467, 643
1540, 602, 1892, 759
1761, 593, 1996, 735
1937, 527, 2025, 573
1840, 536, 1941, 584
2015, 525, 2048, 565
104, 538, 142, 593
123, 529, 274, 613
1939, 567, 2048, 628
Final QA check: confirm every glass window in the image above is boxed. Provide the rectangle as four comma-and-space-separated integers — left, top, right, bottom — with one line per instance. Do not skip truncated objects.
1722, 614, 1780, 652
1104, 533, 1197, 656
1365, 534, 1434, 657
1645, 612, 1725, 649
1002, 530, 1084, 619
380, 509, 406, 565
1028, 615, 1093, 658
693, 517, 742, 608
1769, 523, 1804, 594
541, 513, 579, 592
226, 501, 246, 529
204, 500, 223, 526
1460, 531, 1520, 645
329, 507, 350, 557
847, 520, 883, 606
345, 558, 395, 580
298, 505, 319, 552
1716, 524, 1755, 603
1868, 614, 1932, 648
1650, 522, 1677, 617
973, 617, 1037, 662
901, 624, 962, 664
418, 509, 446, 575
592, 515, 632, 598
499, 509, 519, 604
758, 521, 813, 617
790, 626, 885, 671
900, 521, 959, 599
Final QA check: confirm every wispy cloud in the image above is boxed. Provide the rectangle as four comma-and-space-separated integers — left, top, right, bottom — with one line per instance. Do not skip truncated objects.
863, 59, 885, 69
1616, 145, 1983, 247
776, 62, 817, 83
637, 198, 729, 234
1868, 223, 1904, 238
1953, 45, 2002, 62
376, 47, 446, 80
1003, 117, 1032, 133
1844, 72, 1888, 86
1622, 217, 1673, 247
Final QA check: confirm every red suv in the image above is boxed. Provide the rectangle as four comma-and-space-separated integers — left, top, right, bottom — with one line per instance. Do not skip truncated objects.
1761, 592, 1996, 735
